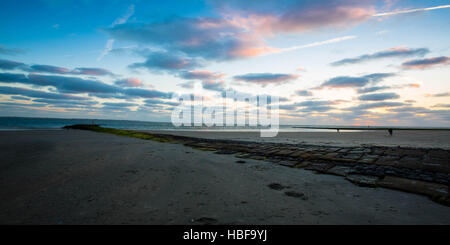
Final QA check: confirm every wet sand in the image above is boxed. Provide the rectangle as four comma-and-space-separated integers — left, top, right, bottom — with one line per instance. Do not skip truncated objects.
0, 129, 449, 224
148, 130, 450, 149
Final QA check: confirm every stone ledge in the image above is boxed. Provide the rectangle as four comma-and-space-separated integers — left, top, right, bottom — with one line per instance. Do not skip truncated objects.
377, 176, 449, 204
345, 174, 379, 187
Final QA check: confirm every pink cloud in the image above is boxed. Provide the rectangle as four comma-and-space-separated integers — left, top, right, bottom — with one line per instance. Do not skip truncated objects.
108, 1, 377, 61
296, 67, 306, 72
114, 77, 143, 87
222, 3, 374, 35
407, 83, 420, 88
275, 6, 373, 33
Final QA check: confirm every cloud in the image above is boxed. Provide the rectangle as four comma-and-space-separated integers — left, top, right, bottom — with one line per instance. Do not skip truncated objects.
28, 64, 114, 76
433, 104, 450, 108
98, 4, 135, 61
295, 90, 313, 96
295, 100, 335, 107
215, 0, 374, 34
202, 80, 226, 92
1, 59, 114, 76
129, 51, 202, 72
26, 74, 120, 94
107, 17, 278, 61
177, 70, 227, 91
144, 99, 180, 107
318, 73, 394, 89
277, 100, 336, 112
114, 77, 143, 87
358, 92, 400, 101
0, 102, 46, 107
33, 99, 98, 107
106, 1, 374, 62
295, 100, 336, 112
107, 17, 254, 61
234, 73, 298, 86
0, 59, 27, 70
383, 106, 450, 123
348, 101, 407, 110
373, 4, 450, 17
101, 105, 132, 112
427, 92, 450, 97
331, 47, 429, 66
405, 83, 420, 88
256, 94, 289, 105
279, 104, 297, 110
177, 81, 195, 89
0, 45, 25, 56
87, 93, 130, 100
275, 35, 357, 54
98, 39, 115, 61
102, 102, 137, 107
0, 72, 29, 83
179, 70, 225, 81
357, 86, 391, 94
402, 56, 450, 69
11, 96, 30, 100
0, 72, 171, 100
387, 106, 431, 113
357, 83, 419, 93
122, 88, 172, 99
111, 4, 135, 26
28, 64, 72, 74
298, 105, 334, 112
73, 67, 114, 76
0, 86, 90, 100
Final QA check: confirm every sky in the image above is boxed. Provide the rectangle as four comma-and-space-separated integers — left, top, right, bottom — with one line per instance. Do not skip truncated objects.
0, 0, 449, 126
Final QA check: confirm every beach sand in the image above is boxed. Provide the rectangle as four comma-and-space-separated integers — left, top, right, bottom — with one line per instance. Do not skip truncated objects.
0, 129, 449, 224
147, 130, 450, 149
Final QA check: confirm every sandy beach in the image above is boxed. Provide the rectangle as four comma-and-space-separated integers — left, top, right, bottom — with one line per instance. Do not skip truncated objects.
148, 130, 450, 149
0, 129, 449, 224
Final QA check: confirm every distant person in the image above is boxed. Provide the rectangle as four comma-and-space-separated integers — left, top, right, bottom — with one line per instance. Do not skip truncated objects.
388, 128, 393, 136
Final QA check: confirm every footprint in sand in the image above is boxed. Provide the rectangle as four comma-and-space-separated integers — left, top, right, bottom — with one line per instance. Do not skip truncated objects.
267, 183, 290, 190
284, 191, 309, 200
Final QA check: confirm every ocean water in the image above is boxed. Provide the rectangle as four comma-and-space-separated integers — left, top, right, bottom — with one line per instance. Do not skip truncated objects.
0, 116, 337, 132
0, 117, 172, 131
2, 117, 442, 132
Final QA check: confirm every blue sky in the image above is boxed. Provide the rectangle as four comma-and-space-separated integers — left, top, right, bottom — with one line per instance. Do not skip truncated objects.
1, 0, 449, 126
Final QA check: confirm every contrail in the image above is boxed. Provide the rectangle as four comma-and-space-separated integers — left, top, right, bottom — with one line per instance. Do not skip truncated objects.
373, 4, 450, 17
275, 35, 357, 54
97, 39, 115, 61
274, 5, 448, 54
98, 4, 135, 61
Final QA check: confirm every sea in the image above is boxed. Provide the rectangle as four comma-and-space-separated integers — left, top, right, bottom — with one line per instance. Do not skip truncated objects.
0, 117, 446, 132
0, 116, 338, 132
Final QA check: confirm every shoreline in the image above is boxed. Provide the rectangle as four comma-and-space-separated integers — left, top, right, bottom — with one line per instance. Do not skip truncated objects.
62, 125, 450, 206
147, 129, 450, 150
3, 127, 450, 149
1, 129, 449, 224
